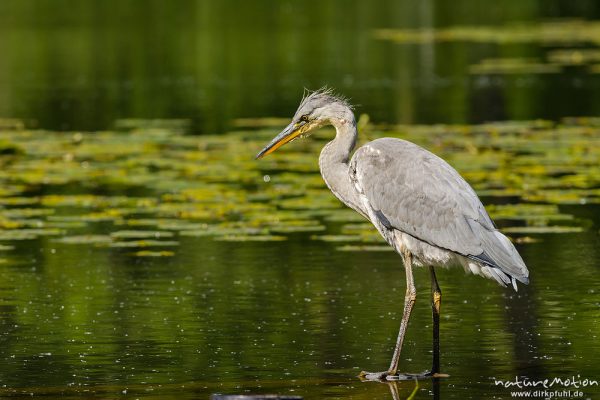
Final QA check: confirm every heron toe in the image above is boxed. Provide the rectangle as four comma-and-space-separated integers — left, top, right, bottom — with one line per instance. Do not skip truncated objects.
358, 370, 393, 381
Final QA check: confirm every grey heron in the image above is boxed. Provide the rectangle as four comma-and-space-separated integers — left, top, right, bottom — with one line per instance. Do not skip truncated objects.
256, 88, 529, 381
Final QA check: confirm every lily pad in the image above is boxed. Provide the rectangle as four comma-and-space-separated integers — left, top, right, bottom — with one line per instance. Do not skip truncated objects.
373, 20, 600, 46
53, 235, 113, 245
214, 235, 287, 242
340, 223, 376, 234
310, 235, 364, 243
0, 117, 597, 255
179, 229, 225, 237
502, 226, 585, 234
0, 208, 55, 218
109, 240, 179, 248
110, 230, 174, 239
269, 224, 326, 234
336, 245, 394, 252
0, 197, 39, 206
0, 228, 63, 240
131, 250, 175, 257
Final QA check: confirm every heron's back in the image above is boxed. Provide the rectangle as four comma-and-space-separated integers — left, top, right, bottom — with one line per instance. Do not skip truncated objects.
349, 137, 529, 286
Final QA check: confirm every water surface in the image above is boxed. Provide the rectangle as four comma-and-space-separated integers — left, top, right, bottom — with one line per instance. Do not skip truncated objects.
1, 1, 600, 398
4, 1, 600, 131
0, 122, 598, 399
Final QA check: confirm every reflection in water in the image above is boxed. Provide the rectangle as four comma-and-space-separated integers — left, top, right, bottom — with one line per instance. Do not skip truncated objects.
387, 380, 421, 400
0, 2, 599, 398
0, 121, 597, 398
363, 378, 439, 400
0, 203, 598, 399
0, 123, 595, 397
3, 1, 600, 131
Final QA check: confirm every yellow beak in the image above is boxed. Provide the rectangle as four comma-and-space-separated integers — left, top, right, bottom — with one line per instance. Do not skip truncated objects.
256, 121, 306, 159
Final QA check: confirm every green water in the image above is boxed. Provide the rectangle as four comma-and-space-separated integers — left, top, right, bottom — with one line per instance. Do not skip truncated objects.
3, 0, 600, 132
0, 122, 598, 399
0, 1, 600, 399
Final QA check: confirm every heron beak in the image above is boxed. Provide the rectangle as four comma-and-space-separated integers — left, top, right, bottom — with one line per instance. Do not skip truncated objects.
255, 121, 306, 159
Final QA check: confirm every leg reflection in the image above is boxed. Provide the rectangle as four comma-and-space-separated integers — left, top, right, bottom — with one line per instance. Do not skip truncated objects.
431, 377, 441, 400
387, 379, 424, 400
386, 379, 436, 400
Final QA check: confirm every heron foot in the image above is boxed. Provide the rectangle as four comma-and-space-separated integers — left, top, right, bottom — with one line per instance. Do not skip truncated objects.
358, 370, 449, 382
358, 370, 393, 381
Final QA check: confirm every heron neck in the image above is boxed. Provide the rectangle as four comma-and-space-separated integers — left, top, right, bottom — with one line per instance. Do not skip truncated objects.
324, 119, 357, 163
318, 119, 365, 216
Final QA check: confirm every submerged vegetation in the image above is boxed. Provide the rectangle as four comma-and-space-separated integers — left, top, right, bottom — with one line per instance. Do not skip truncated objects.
375, 19, 600, 45
0, 117, 597, 261
375, 19, 600, 75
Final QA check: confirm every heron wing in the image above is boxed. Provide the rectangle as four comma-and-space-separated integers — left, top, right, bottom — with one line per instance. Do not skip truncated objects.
349, 138, 528, 283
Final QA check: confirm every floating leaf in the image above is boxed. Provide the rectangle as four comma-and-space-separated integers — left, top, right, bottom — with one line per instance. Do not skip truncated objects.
0, 117, 596, 253
179, 229, 224, 237
0, 208, 55, 218
323, 210, 366, 222
513, 236, 541, 244
373, 20, 600, 46
131, 250, 175, 257
214, 235, 287, 242
115, 218, 162, 227
336, 245, 394, 252
46, 212, 123, 222
0, 197, 39, 206
340, 223, 376, 234
110, 230, 174, 239
45, 221, 88, 229
503, 226, 585, 234
109, 240, 179, 248
157, 221, 211, 231
269, 225, 326, 233
469, 58, 561, 75
310, 235, 364, 243
487, 203, 577, 224
53, 235, 113, 245
0, 228, 62, 240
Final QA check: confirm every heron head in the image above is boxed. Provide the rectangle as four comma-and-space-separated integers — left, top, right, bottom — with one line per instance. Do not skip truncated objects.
256, 88, 354, 159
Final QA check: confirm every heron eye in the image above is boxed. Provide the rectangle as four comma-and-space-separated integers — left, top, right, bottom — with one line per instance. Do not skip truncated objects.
300, 115, 309, 122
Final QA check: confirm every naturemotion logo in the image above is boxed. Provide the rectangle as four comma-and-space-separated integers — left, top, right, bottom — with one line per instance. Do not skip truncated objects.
493, 375, 598, 399
494, 375, 598, 390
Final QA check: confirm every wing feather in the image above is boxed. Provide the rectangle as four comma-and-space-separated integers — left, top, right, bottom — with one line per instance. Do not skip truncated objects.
349, 138, 529, 283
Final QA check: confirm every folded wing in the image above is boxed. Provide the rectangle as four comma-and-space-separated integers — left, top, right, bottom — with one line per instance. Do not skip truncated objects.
349, 138, 529, 284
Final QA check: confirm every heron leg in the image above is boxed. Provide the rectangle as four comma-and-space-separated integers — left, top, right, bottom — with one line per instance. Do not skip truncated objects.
359, 261, 448, 382
429, 265, 441, 374
358, 252, 416, 381
388, 251, 417, 375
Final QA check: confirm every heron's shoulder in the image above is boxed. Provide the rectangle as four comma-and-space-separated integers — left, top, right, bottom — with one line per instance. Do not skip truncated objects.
352, 138, 440, 170
357, 138, 432, 157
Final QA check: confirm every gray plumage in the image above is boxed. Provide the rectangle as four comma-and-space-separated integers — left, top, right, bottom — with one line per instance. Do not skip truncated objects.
260, 88, 528, 288
257, 88, 530, 378
350, 138, 529, 288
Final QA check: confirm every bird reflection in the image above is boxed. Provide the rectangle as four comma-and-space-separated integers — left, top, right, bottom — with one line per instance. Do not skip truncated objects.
383, 378, 440, 400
